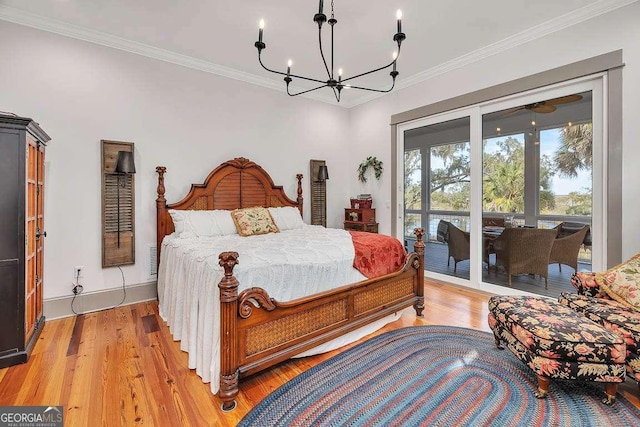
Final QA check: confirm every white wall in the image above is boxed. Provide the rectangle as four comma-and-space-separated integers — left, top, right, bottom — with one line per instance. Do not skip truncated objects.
0, 21, 351, 300
2, 2, 639, 305
348, 2, 640, 259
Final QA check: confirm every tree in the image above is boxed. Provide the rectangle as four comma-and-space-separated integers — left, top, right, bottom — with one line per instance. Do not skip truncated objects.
430, 144, 470, 194
404, 150, 421, 210
554, 123, 592, 178
404, 126, 584, 219
482, 137, 555, 213
565, 190, 592, 215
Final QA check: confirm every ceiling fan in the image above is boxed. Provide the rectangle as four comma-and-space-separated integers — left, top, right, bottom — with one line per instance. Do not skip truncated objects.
501, 94, 583, 117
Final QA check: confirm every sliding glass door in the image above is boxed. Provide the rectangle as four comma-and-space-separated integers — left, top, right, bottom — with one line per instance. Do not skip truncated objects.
481, 90, 594, 296
404, 116, 471, 280
398, 76, 605, 297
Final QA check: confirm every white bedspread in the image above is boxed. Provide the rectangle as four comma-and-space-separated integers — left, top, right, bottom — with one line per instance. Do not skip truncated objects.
157, 224, 400, 394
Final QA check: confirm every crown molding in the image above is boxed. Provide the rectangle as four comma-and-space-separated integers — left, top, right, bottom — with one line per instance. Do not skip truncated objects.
0, 5, 338, 106
0, 0, 636, 109
345, 0, 638, 108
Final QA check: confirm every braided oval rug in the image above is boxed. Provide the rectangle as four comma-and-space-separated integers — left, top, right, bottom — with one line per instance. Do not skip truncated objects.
239, 326, 640, 427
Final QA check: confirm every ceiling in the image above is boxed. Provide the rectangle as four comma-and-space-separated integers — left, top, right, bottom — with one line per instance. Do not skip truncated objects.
0, 0, 632, 107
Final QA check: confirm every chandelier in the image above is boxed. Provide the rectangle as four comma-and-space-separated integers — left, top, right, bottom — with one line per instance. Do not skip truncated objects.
254, 1, 406, 102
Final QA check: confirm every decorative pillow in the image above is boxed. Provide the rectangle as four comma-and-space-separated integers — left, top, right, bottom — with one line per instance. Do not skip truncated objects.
599, 253, 640, 311
571, 271, 610, 299
168, 210, 186, 234
231, 207, 279, 237
168, 209, 237, 238
268, 206, 304, 231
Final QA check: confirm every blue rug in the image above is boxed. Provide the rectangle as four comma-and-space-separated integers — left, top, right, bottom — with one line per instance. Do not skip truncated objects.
239, 326, 640, 426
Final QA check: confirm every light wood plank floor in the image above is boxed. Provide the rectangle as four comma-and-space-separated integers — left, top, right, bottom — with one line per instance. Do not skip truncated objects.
1, 281, 638, 426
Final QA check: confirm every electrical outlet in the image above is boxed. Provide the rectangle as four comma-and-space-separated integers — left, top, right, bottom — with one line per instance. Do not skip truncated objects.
73, 265, 84, 281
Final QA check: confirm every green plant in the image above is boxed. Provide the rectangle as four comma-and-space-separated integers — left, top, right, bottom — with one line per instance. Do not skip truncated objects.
357, 156, 383, 183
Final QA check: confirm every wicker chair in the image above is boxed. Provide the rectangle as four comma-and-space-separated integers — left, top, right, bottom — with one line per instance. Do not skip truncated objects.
550, 224, 590, 272
483, 216, 505, 227
438, 220, 470, 273
492, 227, 558, 288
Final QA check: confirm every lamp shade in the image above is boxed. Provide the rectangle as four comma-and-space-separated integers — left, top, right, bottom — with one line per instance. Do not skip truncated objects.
115, 151, 136, 174
317, 165, 329, 181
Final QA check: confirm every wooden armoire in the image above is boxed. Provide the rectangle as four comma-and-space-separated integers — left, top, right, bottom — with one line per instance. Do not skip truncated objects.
0, 113, 51, 368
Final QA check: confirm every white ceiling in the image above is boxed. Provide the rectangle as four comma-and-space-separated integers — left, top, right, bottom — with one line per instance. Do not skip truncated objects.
0, 0, 633, 107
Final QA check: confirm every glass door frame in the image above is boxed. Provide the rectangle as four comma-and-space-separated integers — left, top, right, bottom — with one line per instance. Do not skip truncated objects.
396, 74, 606, 295
397, 107, 478, 289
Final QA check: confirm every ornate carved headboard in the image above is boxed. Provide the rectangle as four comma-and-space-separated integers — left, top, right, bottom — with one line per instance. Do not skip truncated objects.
155, 157, 303, 263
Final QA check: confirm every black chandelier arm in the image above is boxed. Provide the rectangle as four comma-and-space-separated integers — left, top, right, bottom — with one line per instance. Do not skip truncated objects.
258, 53, 326, 84
346, 78, 397, 93
287, 83, 341, 102
286, 83, 329, 97
331, 22, 335, 79
317, 26, 332, 79
340, 46, 402, 83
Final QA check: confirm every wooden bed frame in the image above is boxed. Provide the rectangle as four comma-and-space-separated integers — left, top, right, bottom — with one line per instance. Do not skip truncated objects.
156, 157, 425, 410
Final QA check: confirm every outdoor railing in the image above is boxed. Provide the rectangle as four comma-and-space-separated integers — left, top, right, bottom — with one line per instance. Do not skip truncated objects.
405, 211, 591, 262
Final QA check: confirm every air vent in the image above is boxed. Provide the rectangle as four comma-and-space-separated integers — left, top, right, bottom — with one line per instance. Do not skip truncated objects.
147, 243, 157, 279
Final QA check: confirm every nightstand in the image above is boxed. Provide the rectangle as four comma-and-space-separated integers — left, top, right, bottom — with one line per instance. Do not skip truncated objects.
344, 208, 378, 233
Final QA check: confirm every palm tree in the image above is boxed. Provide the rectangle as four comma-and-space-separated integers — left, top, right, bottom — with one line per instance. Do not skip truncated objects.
554, 123, 592, 178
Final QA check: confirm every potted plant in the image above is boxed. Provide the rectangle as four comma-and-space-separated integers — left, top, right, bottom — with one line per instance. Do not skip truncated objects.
357, 156, 383, 183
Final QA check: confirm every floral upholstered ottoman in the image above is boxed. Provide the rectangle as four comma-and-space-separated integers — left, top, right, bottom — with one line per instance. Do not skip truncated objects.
488, 295, 626, 405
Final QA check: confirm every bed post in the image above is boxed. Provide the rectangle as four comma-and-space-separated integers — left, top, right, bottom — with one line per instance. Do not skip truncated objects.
296, 173, 303, 218
218, 251, 240, 411
156, 166, 167, 267
413, 228, 425, 317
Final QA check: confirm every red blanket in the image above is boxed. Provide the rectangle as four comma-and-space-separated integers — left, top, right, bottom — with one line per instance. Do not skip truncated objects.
349, 231, 407, 278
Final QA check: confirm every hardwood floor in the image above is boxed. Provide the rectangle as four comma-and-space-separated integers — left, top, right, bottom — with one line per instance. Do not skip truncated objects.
1, 281, 638, 426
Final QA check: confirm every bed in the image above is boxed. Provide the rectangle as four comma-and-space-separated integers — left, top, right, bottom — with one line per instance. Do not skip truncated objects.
155, 157, 425, 410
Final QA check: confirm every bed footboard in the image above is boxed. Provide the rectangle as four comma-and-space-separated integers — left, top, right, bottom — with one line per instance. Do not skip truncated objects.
218, 228, 425, 410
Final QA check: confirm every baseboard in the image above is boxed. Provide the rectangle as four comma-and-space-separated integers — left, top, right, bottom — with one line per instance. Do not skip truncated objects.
43, 281, 158, 320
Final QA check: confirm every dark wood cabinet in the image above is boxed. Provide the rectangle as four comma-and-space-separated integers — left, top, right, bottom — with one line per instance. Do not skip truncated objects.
344, 208, 378, 233
0, 114, 51, 368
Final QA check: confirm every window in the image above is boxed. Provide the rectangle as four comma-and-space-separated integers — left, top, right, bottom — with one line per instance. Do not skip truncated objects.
398, 80, 605, 298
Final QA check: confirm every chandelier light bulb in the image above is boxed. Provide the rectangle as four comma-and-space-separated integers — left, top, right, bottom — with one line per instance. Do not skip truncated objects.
287, 59, 292, 75
396, 9, 403, 33
392, 51, 398, 60
258, 19, 265, 43
531, 120, 536, 126
396, 9, 403, 19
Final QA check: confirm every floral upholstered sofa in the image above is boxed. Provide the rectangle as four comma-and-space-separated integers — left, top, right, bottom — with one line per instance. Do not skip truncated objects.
559, 253, 640, 388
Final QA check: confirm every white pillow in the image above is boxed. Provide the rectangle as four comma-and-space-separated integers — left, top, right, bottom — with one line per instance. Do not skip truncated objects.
168, 209, 237, 238
268, 206, 304, 231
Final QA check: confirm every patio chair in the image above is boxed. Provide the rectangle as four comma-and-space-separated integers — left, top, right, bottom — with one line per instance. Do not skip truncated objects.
492, 227, 558, 288
482, 216, 505, 227
437, 220, 470, 273
554, 221, 592, 246
550, 223, 590, 272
